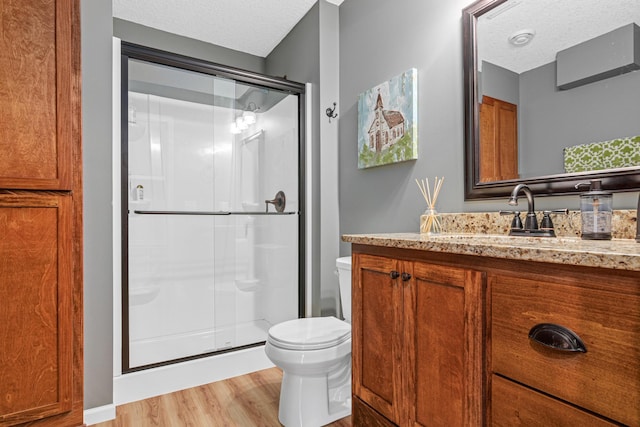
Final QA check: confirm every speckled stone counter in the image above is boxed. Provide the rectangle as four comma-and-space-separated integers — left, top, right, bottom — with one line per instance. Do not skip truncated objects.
433, 210, 637, 239
342, 232, 640, 272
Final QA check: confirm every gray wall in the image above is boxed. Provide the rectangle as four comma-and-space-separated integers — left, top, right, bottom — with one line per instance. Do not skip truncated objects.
316, 2, 341, 317
338, 0, 638, 255
478, 59, 640, 178
81, 0, 114, 410
519, 62, 640, 177
113, 18, 265, 74
480, 61, 519, 105
339, 0, 474, 254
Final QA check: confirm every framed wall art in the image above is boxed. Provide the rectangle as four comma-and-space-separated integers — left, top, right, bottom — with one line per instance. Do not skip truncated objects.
357, 68, 418, 169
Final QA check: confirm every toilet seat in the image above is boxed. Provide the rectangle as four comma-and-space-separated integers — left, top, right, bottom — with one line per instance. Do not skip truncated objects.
267, 317, 351, 351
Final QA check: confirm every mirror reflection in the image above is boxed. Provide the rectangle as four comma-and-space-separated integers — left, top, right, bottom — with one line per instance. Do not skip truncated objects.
464, 0, 640, 198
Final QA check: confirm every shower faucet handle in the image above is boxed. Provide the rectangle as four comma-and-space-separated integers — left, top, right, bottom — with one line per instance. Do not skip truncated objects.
265, 190, 286, 213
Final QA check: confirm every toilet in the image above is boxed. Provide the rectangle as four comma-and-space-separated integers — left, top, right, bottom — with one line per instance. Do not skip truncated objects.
265, 256, 352, 427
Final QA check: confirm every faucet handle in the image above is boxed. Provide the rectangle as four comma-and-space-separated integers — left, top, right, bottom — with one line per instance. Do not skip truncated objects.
500, 210, 523, 230
265, 190, 286, 213
540, 209, 568, 230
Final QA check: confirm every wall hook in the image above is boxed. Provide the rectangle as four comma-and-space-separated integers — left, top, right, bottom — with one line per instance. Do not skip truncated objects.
326, 102, 338, 122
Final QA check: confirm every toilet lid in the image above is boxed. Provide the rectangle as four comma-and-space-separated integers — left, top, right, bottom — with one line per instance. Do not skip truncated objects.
267, 317, 351, 350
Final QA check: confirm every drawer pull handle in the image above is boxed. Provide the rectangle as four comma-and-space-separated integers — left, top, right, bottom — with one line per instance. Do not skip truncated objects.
390, 271, 400, 279
528, 323, 587, 353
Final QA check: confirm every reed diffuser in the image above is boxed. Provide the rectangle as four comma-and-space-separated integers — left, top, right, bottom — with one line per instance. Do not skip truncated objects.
416, 176, 444, 234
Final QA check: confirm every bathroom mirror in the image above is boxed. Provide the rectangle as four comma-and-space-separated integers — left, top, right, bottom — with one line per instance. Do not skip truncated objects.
463, 0, 640, 200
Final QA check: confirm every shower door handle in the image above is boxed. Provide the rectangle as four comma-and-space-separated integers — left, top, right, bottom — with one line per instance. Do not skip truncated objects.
265, 191, 286, 213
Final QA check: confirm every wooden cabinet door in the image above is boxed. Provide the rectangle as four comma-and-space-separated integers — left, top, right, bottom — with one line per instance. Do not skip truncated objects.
479, 96, 518, 183
407, 262, 484, 427
352, 254, 404, 425
0, 193, 74, 425
0, 0, 77, 190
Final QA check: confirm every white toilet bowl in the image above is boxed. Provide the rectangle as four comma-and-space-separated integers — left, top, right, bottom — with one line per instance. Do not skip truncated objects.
265, 256, 352, 427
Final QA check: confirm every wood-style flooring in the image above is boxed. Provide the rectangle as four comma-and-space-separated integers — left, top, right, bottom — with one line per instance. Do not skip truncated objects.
90, 367, 352, 427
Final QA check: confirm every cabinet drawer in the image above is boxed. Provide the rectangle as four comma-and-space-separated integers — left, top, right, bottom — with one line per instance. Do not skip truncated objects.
491, 273, 640, 426
491, 375, 617, 427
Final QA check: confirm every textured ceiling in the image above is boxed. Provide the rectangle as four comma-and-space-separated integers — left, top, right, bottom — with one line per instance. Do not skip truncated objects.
478, 0, 640, 73
113, 0, 343, 58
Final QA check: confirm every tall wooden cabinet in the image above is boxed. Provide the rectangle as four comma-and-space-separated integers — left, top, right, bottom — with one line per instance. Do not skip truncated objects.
352, 247, 484, 426
0, 1, 83, 426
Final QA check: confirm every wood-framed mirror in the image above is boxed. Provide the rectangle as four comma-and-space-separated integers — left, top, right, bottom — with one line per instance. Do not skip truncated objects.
463, 0, 640, 200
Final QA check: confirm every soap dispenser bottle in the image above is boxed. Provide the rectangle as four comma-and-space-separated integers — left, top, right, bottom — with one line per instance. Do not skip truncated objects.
575, 180, 612, 240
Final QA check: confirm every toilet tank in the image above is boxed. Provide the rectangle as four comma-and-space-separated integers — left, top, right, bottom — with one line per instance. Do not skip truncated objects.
336, 256, 352, 322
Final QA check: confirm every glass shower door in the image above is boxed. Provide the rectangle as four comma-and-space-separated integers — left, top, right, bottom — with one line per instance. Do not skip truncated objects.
124, 57, 300, 370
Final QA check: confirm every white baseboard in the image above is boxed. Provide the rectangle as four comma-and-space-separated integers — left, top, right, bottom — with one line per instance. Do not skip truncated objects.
114, 345, 274, 405
84, 404, 117, 426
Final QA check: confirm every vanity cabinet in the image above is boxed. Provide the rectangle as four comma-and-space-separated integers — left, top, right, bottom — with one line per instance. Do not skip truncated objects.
489, 269, 640, 426
348, 239, 639, 426
0, 1, 82, 425
351, 247, 484, 426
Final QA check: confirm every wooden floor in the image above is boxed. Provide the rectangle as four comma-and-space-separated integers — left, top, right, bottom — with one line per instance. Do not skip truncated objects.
91, 367, 352, 427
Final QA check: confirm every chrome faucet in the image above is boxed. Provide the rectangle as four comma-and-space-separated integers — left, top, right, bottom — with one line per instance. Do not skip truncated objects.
508, 184, 538, 231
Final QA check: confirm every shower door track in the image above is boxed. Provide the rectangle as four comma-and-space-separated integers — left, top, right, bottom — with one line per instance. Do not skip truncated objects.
133, 210, 297, 216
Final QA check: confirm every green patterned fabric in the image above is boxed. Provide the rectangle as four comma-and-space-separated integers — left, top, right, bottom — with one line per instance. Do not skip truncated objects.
563, 135, 640, 173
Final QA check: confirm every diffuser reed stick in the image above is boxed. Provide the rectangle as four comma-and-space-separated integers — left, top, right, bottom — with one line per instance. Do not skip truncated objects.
416, 176, 444, 234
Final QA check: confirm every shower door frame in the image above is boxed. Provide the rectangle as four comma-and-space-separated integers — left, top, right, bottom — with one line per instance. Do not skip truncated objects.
120, 42, 307, 373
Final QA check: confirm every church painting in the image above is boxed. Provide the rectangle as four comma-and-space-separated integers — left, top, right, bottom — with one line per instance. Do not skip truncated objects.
357, 68, 418, 169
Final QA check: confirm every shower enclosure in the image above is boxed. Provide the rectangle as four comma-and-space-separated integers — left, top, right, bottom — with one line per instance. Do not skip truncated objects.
121, 44, 305, 371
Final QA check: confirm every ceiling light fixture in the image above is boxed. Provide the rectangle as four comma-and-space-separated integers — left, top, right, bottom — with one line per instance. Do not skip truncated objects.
508, 29, 535, 46
242, 102, 258, 125
242, 109, 256, 125
230, 102, 259, 135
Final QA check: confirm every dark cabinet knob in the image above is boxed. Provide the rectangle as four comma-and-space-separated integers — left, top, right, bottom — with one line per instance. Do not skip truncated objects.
528, 323, 587, 353
401, 272, 411, 281
390, 271, 400, 279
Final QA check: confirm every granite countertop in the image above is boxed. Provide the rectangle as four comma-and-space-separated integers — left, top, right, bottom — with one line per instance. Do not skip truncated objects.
342, 233, 640, 272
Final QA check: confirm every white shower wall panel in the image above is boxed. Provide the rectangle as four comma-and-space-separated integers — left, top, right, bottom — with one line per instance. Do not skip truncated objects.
213, 217, 239, 350
253, 95, 300, 326
129, 215, 216, 367
259, 95, 299, 213
158, 98, 215, 211
253, 215, 299, 326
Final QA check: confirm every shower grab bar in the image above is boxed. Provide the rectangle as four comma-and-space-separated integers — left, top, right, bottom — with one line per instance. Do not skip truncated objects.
132, 210, 296, 216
